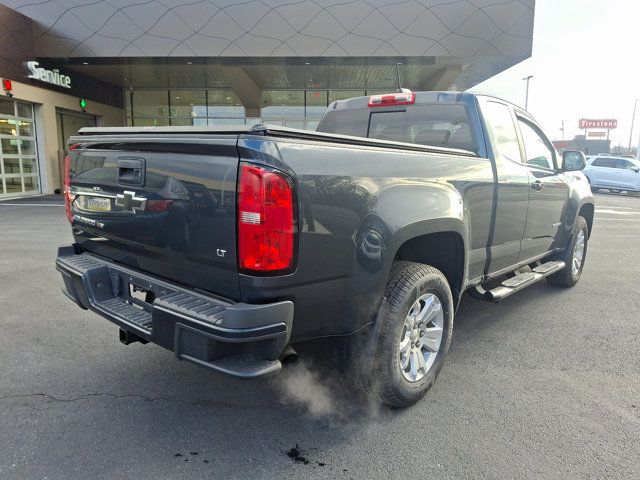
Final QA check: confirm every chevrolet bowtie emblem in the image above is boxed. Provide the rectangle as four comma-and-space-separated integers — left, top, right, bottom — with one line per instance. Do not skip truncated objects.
115, 190, 147, 214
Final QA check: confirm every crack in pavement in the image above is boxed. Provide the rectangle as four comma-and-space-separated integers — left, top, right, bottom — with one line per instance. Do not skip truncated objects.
0, 392, 281, 410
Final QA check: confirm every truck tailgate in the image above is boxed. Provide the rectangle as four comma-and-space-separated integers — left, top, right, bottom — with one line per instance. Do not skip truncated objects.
67, 136, 240, 299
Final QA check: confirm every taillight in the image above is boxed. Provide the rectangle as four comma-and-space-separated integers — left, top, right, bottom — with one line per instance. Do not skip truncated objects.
238, 163, 294, 272
63, 144, 80, 224
368, 91, 415, 107
146, 199, 174, 212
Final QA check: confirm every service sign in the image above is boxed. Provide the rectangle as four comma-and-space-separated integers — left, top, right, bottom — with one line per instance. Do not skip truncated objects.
579, 118, 617, 129
26, 61, 71, 89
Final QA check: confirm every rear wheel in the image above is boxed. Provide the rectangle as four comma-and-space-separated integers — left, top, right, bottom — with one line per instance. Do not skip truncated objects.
371, 262, 453, 408
547, 216, 588, 287
609, 188, 622, 193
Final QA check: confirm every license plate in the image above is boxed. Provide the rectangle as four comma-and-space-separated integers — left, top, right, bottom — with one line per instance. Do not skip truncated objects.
86, 197, 111, 212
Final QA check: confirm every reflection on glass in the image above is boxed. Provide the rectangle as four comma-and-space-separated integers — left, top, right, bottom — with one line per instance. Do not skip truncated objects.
125, 90, 132, 118
284, 120, 304, 129
132, 117, 170, 127
16, 102, 33, 119
0, 118, 17, 136
306, 91, 327, 119
21, 158, 38, 173
366, 89, 393, 96
329, 90, 365, 103
170, 90, 207, 119
0, 98, 14, 116
132, 90, 169, 118
1, 138, 19, 155
305, 120, 320, 131
170, 117, 207, 126
23, 175, 39, 192
19, 139, 35, 155
208, 118, 245, 126
2, 157, 21, 174
208, 90, 245, 118
5, 178, 22, 193
18, 121, 33, 137
261, 90, 304, 118
208, 106, 245, 119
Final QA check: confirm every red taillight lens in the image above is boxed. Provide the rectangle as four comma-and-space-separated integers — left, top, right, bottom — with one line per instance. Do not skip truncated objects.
63, 144, 80, 223
238, 163, 294, 272
146, 199, 174, 212
368, 91, 415, 107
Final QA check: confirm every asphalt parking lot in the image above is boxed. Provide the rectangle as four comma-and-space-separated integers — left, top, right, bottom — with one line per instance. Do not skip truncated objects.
1, 193, 639, 479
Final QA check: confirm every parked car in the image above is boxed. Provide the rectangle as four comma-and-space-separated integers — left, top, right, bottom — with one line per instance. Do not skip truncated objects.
56, 91, 594, 408
584, 155, 640, 193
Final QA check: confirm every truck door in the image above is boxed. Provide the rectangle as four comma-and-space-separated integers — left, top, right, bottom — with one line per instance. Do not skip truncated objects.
478, 99, 529, 274
514, 115, 570, 261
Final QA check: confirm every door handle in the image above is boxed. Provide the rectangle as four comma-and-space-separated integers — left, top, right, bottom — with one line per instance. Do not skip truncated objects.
531, 180, 543, 191
117, 158, 145, 186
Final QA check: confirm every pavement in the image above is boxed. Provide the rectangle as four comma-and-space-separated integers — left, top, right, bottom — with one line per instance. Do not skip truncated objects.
0, 192, 638, 479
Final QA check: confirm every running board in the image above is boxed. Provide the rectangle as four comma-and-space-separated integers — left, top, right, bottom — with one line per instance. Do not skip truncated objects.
475, 260, 565, 302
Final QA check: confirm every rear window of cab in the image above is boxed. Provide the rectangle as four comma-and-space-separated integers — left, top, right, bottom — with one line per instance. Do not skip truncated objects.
318, 103, 475, 152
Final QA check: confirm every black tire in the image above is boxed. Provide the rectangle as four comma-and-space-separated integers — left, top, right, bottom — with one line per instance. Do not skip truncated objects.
371, 262, 454, 408
547, 216, 588, 288
609, 189, 622, 194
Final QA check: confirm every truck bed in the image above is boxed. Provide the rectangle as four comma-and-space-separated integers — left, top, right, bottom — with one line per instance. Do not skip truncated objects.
77, 124, 477, 157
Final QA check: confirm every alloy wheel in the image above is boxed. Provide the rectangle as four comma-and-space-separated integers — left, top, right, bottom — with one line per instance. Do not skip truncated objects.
398, 293, 444, 382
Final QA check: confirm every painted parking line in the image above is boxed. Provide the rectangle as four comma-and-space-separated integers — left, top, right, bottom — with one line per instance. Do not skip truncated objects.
595, 209, 640, 215
0, 203, 64, 207
595, 217, 640, 221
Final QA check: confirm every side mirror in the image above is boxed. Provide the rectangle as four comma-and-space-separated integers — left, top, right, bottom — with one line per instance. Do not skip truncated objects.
633, 167, 640, 173
562, 150, 586, 171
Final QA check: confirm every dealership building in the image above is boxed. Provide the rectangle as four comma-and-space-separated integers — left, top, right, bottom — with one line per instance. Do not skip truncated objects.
0, 0, 535, 198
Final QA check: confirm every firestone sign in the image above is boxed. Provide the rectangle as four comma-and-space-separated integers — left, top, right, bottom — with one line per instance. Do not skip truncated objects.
26, 61, 71, 89
579, 118, 617, 129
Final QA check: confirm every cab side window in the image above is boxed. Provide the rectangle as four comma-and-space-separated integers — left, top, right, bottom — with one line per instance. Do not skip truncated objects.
480, 101, 522, 163
517, 119, 556, 170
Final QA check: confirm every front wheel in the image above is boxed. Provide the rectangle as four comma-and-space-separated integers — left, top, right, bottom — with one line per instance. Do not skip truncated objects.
609, 189, 622, 194
547, 216, 588, 287
371, 262, 454, 408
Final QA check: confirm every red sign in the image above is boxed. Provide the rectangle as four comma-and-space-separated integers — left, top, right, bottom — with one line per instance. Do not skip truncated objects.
1, 79, 12, 91
579, 118, 617, 129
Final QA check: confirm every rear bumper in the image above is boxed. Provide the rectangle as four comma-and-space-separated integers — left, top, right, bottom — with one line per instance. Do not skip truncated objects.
56, 246, 293, 378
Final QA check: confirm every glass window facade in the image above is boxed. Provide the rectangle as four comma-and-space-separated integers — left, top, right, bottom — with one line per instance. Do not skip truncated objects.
127, 89, 246, 127
0, 97, 39, 197
126, 89, 378, 130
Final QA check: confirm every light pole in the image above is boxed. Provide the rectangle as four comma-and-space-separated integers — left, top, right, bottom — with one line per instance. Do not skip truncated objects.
637, 123, 640, 160
523, 75, 533, 110
629, 98, 639, 154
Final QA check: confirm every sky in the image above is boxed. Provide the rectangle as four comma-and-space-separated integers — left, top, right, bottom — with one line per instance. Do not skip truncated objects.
469, 0, 640, 149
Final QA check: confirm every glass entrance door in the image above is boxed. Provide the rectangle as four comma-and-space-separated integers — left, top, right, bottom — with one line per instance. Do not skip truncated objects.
0, 97, 39, 197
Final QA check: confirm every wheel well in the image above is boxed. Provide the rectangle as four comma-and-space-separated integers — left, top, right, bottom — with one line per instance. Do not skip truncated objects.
578, 203, 594, 237
394, 232, 465, 303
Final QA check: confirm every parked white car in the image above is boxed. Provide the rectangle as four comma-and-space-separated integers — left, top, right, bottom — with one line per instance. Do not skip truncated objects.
583, 156, 640, 193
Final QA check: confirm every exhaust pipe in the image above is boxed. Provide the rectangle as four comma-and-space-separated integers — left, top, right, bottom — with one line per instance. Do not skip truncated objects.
280, 345, 298, 365
119, 328, 148, 345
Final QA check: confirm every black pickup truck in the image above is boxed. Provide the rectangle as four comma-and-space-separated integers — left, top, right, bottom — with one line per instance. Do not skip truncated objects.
56, 91, 594, 407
